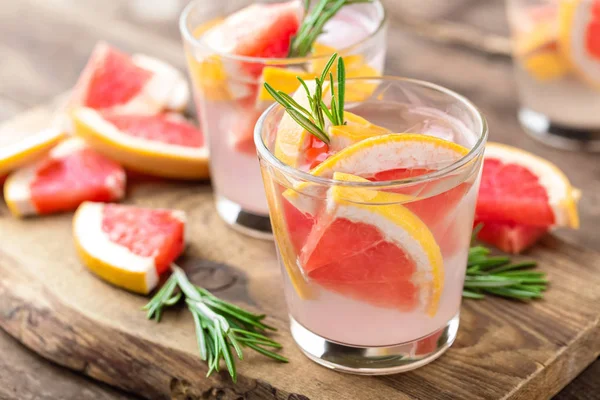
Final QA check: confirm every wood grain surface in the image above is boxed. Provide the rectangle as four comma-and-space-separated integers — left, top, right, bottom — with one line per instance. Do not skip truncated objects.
1, 0, 599, 399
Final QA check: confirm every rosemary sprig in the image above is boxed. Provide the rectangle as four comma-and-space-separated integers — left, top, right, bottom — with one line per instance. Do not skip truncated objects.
463, 243, 548, 301
264, 53, 347, 144
143, 265, 287, 382
289, 0, 374, 58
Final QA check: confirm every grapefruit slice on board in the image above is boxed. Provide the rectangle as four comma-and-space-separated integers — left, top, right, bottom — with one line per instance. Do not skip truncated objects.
4, 138, 126, 217
300, 172, 443, 315
474, 220, 548, 254
69, 42, 189, 115
73, 202, 186, 294
476, 142, 579, 228
71, 108, 209, 180
559, 0, 600, 86
0, 128, 66, 176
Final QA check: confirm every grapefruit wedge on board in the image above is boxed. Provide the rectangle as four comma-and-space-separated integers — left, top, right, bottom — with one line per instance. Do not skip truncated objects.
69, 42, 189, 115
476, 142, 579, 228
73, 202, 186, 294
474, 142, 580, 253
71, 108, 209, 180
299, 172, 444, 316
4, 138, 126, 217
0, 128, 66, 176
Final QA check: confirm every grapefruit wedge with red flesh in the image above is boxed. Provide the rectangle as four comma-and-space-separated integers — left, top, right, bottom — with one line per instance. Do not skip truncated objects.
474, 220, 548, 254
69, 42, 189, 115
283, 134, 472, 254
4, 138, 126, 217
0, 128, 66, 176
299, 172, 444, 315
73, 202, 186, 294
476, 142, 579, 228
71, 108, 209, 180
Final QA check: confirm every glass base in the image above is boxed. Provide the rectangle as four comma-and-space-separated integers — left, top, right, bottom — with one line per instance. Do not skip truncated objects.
290, 313, 459, 375
519, 108, 600, 152
215, 195, 273, 240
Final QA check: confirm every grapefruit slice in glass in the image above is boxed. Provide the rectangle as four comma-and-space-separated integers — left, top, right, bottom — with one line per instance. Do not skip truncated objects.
0, 128, 66, 176
4, 138, 126, 217
71, 108, 209, 180
559, 0, 600, 86
300, 172, 444, 316
69, 42, 189, 115
476, 142, 579, 228
73, 202, 186, 294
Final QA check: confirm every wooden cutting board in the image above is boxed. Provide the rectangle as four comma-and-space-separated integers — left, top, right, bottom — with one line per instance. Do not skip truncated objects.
0, 104, 599, 400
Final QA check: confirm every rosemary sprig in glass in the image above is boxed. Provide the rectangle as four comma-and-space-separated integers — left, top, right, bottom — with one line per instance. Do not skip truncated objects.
289, 0, 374, 57
264, 53, 346, 144
143, 265, 287, 382
463, 227, 547, 300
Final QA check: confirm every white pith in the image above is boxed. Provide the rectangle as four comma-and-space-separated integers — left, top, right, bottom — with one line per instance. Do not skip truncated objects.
485, 143, 574, 226
76, 107, 209, 159
74, 202, 159, 291
0, 128, 63, 162
132, 54, 190, 110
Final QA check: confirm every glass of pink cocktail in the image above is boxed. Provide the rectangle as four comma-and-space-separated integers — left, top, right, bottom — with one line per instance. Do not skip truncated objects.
506, 0, 600, 151
180, 0, 387, 238
255, 67, 487, 373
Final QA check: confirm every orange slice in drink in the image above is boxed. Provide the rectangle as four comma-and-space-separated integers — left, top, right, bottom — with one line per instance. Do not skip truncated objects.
300, 172, 444, 316
559, 0, 600, 86
0, 128, 66, 176
73, 202, 186, 294
328, 112, 391, 151
72, 108, 209, 180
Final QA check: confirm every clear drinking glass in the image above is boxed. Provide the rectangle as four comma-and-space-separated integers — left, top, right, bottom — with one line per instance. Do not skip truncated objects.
506, 0, 600, 151
255, 77, 488, 374
180, 0, 387, 238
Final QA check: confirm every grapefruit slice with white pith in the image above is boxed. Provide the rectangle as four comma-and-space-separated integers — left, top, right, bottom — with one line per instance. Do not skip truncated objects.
0, 128, 66, 176
71, 108, 209, 180
4, 138, 126, 217
476, 142, 580, 229
300, 172, 444, 316
73, 202, 186, 294
69, 42, 190, 115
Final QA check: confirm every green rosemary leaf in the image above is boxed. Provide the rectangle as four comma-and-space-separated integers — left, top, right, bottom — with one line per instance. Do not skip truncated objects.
496, 271, 546, 278
320, 52, 338, 82
277, 91, 312, 119
337, 55, 345, 124
245, 342, 290, 363
227, 333, 244, 360
164, 292, 182, 306
286, 108, 330, 143
236, 336, 284, 349
487, 261, 537, 274
217, 322, 237, 382
464, 276, 522, 288
485, 287, 543, 300
467, 256, 510, 269
191, 311, 208, 360
321, 100, 334, 122
462, 290, 485, 299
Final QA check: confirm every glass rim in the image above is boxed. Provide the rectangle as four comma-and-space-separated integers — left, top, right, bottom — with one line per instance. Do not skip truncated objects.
254, 76, 489, 188
179, 0, 387, 65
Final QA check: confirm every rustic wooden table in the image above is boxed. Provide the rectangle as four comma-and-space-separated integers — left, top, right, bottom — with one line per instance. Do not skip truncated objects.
1, 0, 598, 399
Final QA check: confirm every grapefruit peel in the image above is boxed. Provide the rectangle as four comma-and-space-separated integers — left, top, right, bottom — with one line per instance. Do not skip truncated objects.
0, 128, 66, 176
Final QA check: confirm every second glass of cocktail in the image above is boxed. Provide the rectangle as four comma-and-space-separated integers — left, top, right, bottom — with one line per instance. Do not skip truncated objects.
180, 0, 387, 238
256, 55, 488, 373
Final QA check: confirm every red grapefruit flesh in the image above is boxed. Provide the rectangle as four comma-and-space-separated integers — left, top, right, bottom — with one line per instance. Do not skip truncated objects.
4, 139, 126, 217
102, 113, 204, 148
101, 204, 185, 275
476, 158, 554, 227
475, 220, 548, 254
73, 202, 186, 294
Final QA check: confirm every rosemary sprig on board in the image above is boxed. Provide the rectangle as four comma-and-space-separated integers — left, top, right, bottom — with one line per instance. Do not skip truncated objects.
264, 53, 346, 144
289, 0, 374, 57
463, 227, 547, 300
143, 265, 287, 382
